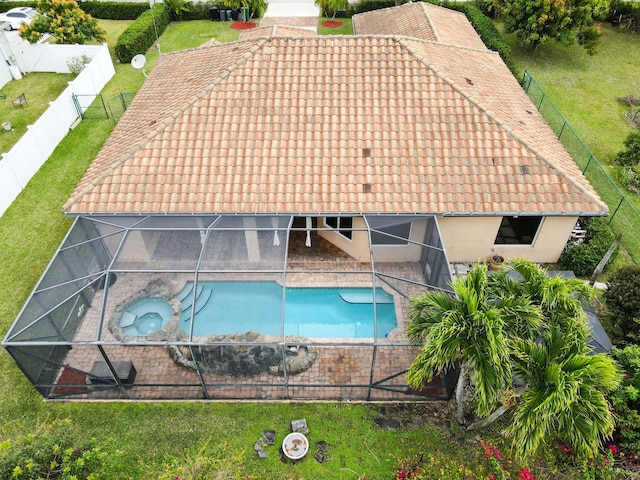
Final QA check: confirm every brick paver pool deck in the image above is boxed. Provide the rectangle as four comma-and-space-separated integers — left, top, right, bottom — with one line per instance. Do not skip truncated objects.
54, 232, 446, 401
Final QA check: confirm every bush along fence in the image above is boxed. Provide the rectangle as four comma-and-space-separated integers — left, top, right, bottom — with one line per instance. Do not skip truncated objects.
115, 2, 171, 64
521, 70, 640, 264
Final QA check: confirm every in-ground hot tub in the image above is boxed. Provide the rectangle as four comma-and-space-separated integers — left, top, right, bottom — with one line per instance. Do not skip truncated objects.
119, 297, 172, 336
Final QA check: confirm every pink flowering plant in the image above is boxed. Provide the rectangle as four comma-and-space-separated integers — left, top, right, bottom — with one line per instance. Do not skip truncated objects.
393, 438, 639, 479
555, 440, 639, 479
477, 439, 537, 480
395, 454, 424, 479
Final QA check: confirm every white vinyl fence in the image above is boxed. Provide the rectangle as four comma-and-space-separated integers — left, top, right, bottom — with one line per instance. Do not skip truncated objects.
0, 44, 115, 218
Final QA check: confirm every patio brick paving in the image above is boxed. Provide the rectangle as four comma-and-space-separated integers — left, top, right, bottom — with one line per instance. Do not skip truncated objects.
54, 232, 447, 401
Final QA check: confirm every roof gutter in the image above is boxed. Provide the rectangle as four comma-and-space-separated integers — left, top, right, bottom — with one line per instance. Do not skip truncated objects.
64, 210, 609, 218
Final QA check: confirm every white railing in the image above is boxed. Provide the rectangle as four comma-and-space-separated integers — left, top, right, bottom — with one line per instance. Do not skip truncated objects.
0, 44, 115, 218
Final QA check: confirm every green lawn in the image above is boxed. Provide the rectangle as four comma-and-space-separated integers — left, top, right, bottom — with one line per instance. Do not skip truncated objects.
318, 17, 354, 35
0, 73, 74, 154
505, 22, 640, 163
503, 22, 640, 265
0, 18, 632, 479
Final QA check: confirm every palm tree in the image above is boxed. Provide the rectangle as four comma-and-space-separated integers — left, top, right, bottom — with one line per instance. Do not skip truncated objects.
406, 263, 542, 424
506, 327, 619, 460
314, 0, 348, 20
489, 258, 592, 352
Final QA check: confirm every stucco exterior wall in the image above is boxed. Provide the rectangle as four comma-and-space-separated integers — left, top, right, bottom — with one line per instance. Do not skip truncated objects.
317, 217, 371, 262
317, 217, 429, 263
438, 215, 580, 263
370, 219, 426, 262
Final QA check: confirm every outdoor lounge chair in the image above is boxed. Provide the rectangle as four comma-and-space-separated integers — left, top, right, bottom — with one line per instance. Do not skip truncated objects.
12, 93, 27, 108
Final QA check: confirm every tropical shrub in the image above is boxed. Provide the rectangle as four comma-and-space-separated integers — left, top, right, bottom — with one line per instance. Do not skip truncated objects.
609, 0, 640, 32
496, 0, 610, 54
604, 265, 640, 344
616, 130, 640, 166
610, 346, 640, 453
20, 0, 106, 44
164, 0, 190, 20
66, 54, 91, 75
560, 217, 616, 276
315, 0, 349, 19
617, 163, 640, 194
180, 1, 226, 21
506, 330, 619, 460
0, 418, 115, 479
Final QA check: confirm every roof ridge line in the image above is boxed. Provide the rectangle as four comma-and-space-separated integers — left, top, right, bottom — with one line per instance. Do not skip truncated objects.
64, 39, 270, 212
419, 2, 441, 43
396, 37, 606, 210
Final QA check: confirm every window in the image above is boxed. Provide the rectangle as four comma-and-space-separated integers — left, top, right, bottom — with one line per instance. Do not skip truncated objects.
494, 216, 542, 245
371, 222, 411, 245
324, 217, 353, 240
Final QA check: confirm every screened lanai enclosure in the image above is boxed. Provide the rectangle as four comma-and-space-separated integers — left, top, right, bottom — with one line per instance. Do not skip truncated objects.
3, 214, 457, 400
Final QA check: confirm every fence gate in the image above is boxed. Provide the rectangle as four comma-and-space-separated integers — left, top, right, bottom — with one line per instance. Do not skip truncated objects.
71, 94, 108, 120
107, 93, 134, 124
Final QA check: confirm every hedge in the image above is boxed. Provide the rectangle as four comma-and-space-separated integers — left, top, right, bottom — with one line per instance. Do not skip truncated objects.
79, 2, 149, 20
114, 2, 170, 64
0, 1, 147, 19
0, 2, 36, 13
349, 0, 397, 15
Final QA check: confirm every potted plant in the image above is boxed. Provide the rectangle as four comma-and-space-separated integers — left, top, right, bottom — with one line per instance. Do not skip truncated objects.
488, 254, 505, 271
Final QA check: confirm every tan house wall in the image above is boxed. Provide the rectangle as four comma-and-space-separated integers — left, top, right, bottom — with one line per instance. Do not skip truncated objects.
318, 217, 371, 262
370, 219, 426, 262
438, 215, 579, 263
317, 217, 428, 263
97, 226, 156, 262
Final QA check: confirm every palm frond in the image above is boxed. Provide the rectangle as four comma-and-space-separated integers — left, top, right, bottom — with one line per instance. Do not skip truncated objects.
505, 336, 620, 461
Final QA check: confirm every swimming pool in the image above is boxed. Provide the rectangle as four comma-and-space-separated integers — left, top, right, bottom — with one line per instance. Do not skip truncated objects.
176, 281, 397, 338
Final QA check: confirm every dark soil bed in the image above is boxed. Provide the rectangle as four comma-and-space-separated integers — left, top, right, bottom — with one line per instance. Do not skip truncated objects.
372, 402, 452, 430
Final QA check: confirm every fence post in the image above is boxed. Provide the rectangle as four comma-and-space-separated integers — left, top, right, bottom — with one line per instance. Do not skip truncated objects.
521, 70, 532, 92
558, 120, 567, 140
583, 154, 594, 174
609, 197, 625, 224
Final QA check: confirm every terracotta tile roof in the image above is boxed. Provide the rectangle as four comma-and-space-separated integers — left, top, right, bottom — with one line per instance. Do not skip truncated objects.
239, 25, 316, 40
352, 2, 488, 50
63, 35, 606, 215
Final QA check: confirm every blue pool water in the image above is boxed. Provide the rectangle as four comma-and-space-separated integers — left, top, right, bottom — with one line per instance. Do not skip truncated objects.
176, 281, 397, 338
120, 297, 172, 336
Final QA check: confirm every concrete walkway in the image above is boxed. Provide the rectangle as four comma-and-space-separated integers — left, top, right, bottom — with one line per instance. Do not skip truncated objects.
260, 0, 320, 31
